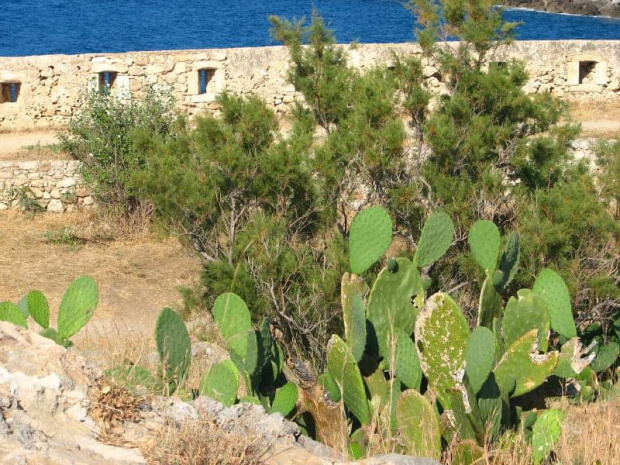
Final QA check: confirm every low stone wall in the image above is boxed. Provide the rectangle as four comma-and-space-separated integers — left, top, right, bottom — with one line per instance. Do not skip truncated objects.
0, 40, 618, 130
0, 160, 94, 212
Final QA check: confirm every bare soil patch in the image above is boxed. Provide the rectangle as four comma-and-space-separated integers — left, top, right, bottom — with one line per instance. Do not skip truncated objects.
0, 210, 202, 341
0, 130, 71, 161
568, 100, 620, 139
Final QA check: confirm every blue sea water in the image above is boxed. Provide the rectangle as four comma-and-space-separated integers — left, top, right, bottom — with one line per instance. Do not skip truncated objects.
0, 0, 618, 57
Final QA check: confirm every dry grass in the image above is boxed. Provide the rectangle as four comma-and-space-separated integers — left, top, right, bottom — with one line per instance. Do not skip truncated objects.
567, 101, 620, 139
144, 419, 266, 465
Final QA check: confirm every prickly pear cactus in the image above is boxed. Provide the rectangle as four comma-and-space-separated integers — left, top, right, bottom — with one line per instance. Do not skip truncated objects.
367, 257, 423, 363
57, 276, 98, 339
341, 273, 368, 362
415, 293, 470, 408
477, 276, 503, 330
396, 389, 441, 460
319, 372, 342, 402
503, 289, 550, 351
199, 359, 239, 407
25, 291, 49, 329
555, 338, 596, 378
465, 327, 496, 394
155, 307, 192, 393
493, 330, 558, 398
468, 220, 500, 274
213, 292, 253, 359
452, 439, 484, 465
394, 329, 423, 390
349, 206, 393, 275
414, 212, 454, 268
532, 409, 564, 465
270, 382, 298, 417
493, 232, 520, 291
591, 342, 620, 373
0, 302, 28, 328
327, 335, 370, 425
533, 269, 577, 339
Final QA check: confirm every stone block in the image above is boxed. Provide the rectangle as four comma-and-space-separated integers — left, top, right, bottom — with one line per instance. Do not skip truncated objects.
47, 199, 64, 213
57, 177, 76, 188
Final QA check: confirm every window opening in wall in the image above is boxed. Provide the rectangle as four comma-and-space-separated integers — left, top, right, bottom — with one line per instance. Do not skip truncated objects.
1, 82, 20, 103
578, 61, 597, 84
98, 71, 117, 93
490, 61, 507, 72
198, 68, 216, 94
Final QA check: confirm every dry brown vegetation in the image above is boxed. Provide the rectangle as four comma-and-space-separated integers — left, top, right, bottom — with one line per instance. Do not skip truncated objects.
568, 101, 620, 139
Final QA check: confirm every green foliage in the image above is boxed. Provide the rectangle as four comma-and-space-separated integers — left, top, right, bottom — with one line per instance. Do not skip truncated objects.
341, 274, 368, 362
415, 212, 455, 268
533, 269, 577, 339
212, 293, 253, 361
57, 276, 98, 339
468, 220, 500, 274
348, 206, 393, 275
155, 307, 192, 395
531, 410, 564, 465
60, 86, 180, 212
270, 382, 299, 417
465, 327, 496, 394
199, 360, 239, 407
0, 276, 97, 347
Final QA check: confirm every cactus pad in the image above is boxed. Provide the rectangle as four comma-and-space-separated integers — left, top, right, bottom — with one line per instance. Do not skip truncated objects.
341, 273, 368, 362
555, 338, 596, 378
25, 291, 50, 329
452, 440, 484, 465
327, 335, 370, 425
199, 359, 239, 407
477, 276, 503, 329
414, 212, 454, 268
270, 382, 298, 417
533, 269, 576, 339
468, 220, 500, 274
367, 257, 423, 361
349, 206, 393, 275
57, 276, 98, 339
591, 342, 620, 373
394, 329, 423, 390
318, 372, 342, 402
493, 330, 558, 398
155, 307, 192, 392
213, 292, 253, 359
503, 289, 550, 351
0, 302, 28, 328
493, 232, 520, 291
465, 327, 496, 394
532, 410, 564, 465
396, 389, 441, 460
415, 293, 470, 408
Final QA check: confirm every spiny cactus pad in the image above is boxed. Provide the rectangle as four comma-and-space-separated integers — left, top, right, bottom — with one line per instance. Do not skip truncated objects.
555, 338, 596, 378
414, 212, 454, 268
452, 439, 484, 465
327, 335, 370, 425
493, 232, 520, 291
591, 342, 620, 373
394, 329, 423, 390
270, 382, 298, 417
155, 307, 191, 392
57, 276, 98, 339
503, 289, 550, 351
465, 327, 496, 394
367, 257, 423, 361
349, 206, 393, 275
415, 293, 470, 408
364, 368, 389, 410
396, 389, 441, 460
0, 302, 28, 328
533, 269, 576, 339
532, 409, 564, 465
213, 292, 253, 359
493, 330, 558, 398
25, 291, 49, 329
477, 276, 503, 329
468, 220, 500, 274
318, 372, 342, 402
341, 273, 368, 362
199, 359, 239, 407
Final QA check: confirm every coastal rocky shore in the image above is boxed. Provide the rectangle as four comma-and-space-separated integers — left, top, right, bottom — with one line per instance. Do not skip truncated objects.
504, 0, 620, 17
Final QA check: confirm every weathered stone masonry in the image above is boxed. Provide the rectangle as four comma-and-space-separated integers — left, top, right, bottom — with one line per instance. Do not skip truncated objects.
0, 40, 619, 131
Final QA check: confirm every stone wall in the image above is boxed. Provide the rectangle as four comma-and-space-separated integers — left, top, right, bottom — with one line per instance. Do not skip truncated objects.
0, 160, 94, 212
0, 40, 619, 130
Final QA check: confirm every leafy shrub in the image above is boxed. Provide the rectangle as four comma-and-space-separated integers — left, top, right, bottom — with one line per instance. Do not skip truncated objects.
59, 86, 182, 214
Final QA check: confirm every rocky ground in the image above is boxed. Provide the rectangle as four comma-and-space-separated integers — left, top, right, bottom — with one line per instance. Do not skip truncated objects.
503, 0, 620, 17
0, 322, 439, 465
